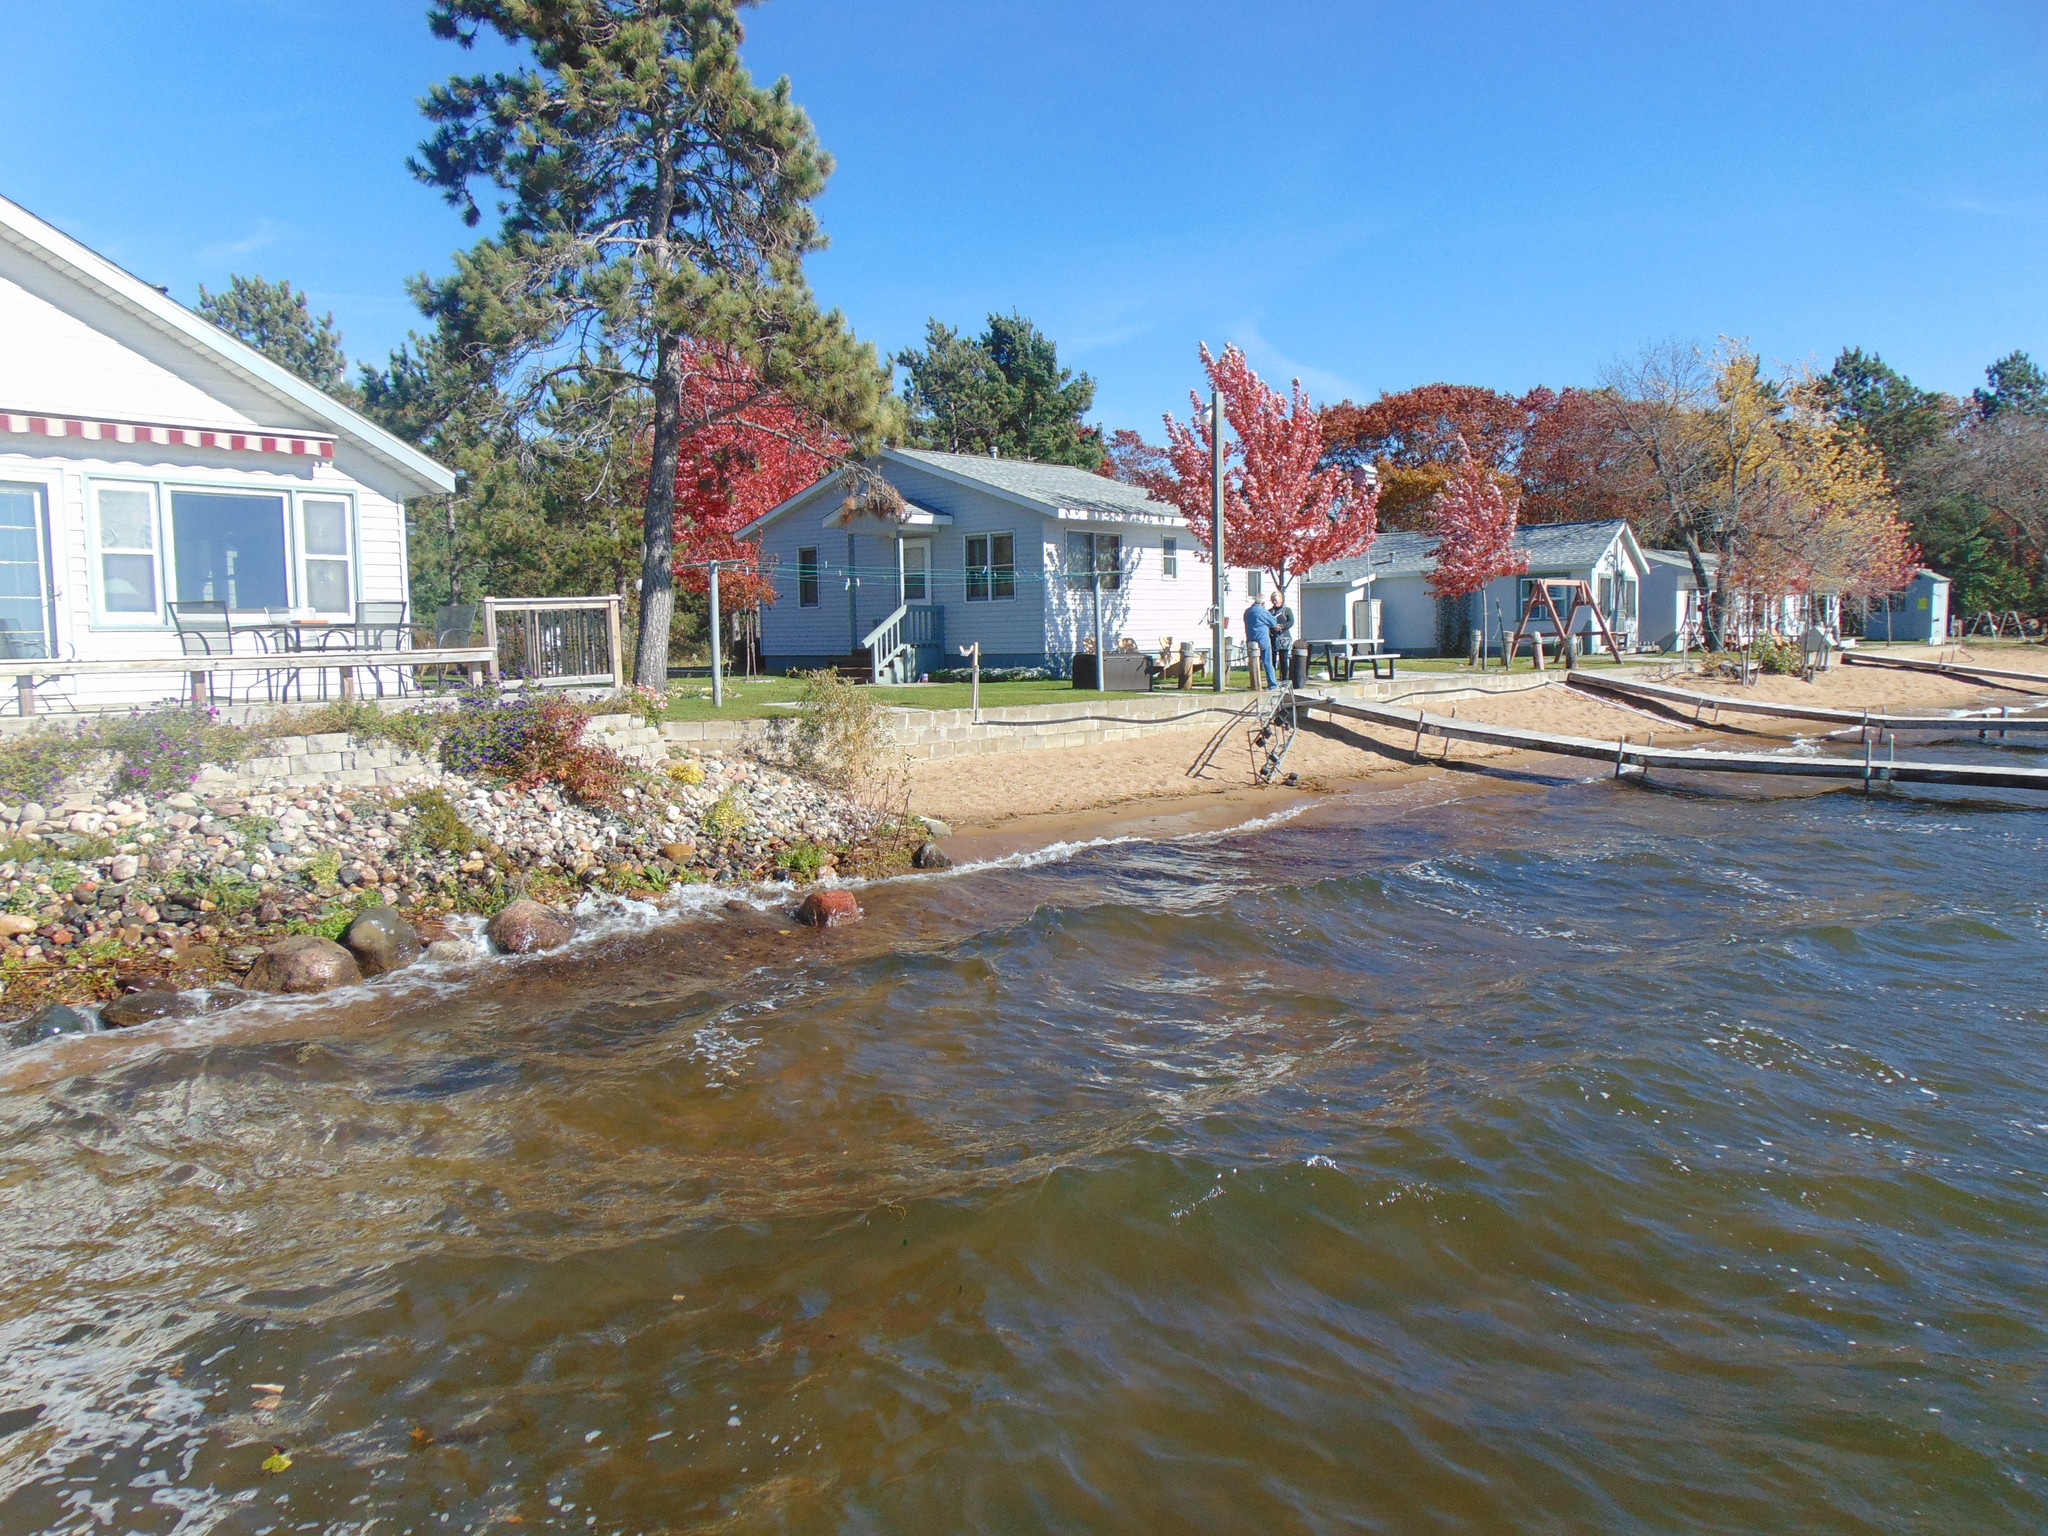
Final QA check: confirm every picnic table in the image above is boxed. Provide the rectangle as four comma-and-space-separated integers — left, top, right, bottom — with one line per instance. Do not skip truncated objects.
1312, 639, 1400, 682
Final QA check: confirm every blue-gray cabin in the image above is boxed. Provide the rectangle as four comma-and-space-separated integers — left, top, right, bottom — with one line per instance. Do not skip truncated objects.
741, 449, 1255, 679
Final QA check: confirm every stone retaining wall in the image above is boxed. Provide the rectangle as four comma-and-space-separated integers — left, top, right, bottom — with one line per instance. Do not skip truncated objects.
192, 712, 674, 794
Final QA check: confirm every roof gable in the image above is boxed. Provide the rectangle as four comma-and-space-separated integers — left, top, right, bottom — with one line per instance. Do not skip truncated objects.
887, 448, 1182, 523
1305, 519, 1645, 586
0, 194, 454, 497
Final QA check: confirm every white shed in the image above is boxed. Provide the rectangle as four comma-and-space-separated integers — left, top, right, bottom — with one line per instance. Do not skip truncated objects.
0, 193, 453, 707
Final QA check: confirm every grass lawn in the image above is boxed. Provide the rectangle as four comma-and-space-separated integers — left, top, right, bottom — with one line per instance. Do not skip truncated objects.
656, 654, 1650, 721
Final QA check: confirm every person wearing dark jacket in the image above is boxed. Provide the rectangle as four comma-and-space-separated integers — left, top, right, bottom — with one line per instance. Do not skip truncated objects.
1269, 591, 1296, 682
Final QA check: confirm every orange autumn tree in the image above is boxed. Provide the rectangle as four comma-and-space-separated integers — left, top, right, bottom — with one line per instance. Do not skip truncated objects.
1158, 344, 1378, 590
671, 344, 846, 608
1426, 437, 1528, 600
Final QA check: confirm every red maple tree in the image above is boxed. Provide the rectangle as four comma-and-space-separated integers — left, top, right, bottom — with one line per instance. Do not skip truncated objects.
1097, 427, 1176, 500
1426, 437, 1528, 600
1159, 344, 1378, 588
669, 345, 845, 607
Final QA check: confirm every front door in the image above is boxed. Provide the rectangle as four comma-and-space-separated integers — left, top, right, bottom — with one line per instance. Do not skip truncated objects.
901, 538, 931, 602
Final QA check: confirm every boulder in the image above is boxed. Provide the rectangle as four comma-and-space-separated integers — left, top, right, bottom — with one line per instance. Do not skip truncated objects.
245, 936, 363, 995
912, 841, 953, 871
919, 817, 954, 838
109, 854, 140, 882
794, 889, 862, 928
6, 1002, 99, 1048
100, 990, 194, 1029
342, 905, 423, 978
0, 914, 36, 938
486, 898, 576, 955
661, 841, 698, 865
424, 937, 480, 963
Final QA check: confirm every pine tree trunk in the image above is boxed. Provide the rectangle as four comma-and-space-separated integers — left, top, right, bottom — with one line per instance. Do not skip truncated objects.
633, 334, 685, 688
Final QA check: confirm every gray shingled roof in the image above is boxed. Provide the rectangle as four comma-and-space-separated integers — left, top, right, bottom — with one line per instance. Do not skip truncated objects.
1306, 519, 1633, 585
889, 448, 1177, 520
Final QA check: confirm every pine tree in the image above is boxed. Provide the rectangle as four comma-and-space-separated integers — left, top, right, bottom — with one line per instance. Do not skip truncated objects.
196, 275, 348, 393
897, 313, 1102, 468
409, 0, 895, 686
1975, 351, 2048, 419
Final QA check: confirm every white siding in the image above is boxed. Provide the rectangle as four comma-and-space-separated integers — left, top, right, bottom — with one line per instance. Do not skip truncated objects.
0, 438, 408, 707
0, 243, 275, 430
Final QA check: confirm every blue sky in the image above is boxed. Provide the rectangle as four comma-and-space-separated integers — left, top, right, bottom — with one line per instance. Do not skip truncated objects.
5, 1, 2046, 435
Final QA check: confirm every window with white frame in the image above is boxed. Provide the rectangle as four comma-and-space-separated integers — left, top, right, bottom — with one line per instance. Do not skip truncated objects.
93, 483, 162, 621
299, 496, 354, 614
966, 533, 1015, 601
171, 490, 288, 611
1162, 536, 1178, 578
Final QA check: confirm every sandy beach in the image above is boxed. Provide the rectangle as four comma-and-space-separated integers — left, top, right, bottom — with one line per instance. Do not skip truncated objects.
908, 645, 2048, 831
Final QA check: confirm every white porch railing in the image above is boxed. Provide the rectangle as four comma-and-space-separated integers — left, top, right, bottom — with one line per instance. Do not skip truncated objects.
861, 604, 916, 684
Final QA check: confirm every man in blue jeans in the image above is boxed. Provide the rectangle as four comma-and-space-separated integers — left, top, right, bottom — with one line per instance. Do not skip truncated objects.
1243, 595, 1278, 689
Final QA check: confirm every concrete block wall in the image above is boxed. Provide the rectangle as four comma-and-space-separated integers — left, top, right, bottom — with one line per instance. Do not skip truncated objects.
196, 733, 443, 792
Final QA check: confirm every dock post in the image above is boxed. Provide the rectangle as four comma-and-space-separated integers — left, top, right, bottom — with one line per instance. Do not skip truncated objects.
1863, 732, 1874, 793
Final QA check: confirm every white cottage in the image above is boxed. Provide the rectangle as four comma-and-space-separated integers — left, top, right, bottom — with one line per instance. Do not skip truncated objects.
1301, 519, 1650, 657
0, 194, 453, 707
742, 449, 1261, 679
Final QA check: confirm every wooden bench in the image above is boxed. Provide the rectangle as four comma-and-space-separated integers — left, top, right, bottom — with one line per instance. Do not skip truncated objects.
6, 647, 500, 715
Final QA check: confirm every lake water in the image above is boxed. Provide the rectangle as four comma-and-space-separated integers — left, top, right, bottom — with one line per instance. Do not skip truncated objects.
3, 753, 2047, 1533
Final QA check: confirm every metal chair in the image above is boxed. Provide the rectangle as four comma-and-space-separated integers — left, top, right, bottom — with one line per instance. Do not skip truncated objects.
0, 627, 77, 714
323, 600, 411, 697
169, 601, 232, 656
416, 603, 479, 692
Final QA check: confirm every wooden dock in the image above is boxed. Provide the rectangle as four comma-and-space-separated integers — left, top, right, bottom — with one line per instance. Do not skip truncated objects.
1303, 692, 2048, 794
1842, 652, 2048, 694
1564, 672, 2048, 733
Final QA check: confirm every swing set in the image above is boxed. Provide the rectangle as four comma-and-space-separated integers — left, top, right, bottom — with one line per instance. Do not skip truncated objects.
1505, 579, 1624, 666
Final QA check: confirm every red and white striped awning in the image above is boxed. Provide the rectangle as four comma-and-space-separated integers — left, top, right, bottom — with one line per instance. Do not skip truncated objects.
0, 411, 335, 459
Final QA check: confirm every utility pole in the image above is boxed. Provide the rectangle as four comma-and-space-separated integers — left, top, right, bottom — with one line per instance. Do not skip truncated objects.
1211, 389, 1227, 693
707, 561, 724, 708
680, 558, 750, 709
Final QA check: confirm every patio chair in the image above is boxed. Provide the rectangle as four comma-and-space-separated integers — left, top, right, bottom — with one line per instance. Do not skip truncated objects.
416, 603, 480, 691
322, 600, 412, 697
169, 601, 232, 656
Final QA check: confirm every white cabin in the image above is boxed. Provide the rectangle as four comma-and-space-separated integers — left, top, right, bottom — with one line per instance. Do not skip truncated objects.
0, 193, 453, 707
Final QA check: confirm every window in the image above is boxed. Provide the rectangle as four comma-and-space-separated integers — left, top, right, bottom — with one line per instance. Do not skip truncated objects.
901, 538, 930, 601
1247, 569, 1263, 598
1162, 536, 1178, 578
171, 490, 288, 610
1064, 531, 1121, 592
966, 533, 1015, 601
300, 497, 354, 614
0, 484, 50, 658
94, 483, 161, 620
797, 546, 820, 607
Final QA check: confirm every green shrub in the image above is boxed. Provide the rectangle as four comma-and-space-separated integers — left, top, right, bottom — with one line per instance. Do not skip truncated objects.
777, 841, 829, 880
787, 669, 901, 807
0, 727, 101, 804
701, 789, 748, 842
99, 709, 254, 796
1752, 633, 1801, 675
438, 689, 628, 807
303, 848, 343, 890
398, 788, 480, 856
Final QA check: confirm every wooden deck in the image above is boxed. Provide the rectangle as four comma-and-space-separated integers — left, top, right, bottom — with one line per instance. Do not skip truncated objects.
1564, 671, 2048, 733
7, 647, 499, 714
1303, 692, 2048, 794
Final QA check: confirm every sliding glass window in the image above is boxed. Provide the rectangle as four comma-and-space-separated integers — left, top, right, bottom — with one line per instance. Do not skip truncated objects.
0, 484, 50, 659
170, 491, 288, 611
